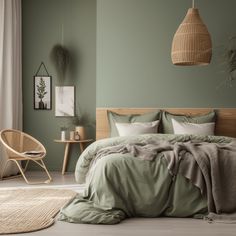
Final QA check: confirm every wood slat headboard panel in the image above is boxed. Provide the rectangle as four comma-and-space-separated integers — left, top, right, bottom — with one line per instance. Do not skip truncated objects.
96, 108, 236, 140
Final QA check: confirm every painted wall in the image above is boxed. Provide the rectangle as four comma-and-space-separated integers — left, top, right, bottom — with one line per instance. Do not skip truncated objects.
97, 0, 236, 108
22, 0, 236, 171
22, 0, 96, 171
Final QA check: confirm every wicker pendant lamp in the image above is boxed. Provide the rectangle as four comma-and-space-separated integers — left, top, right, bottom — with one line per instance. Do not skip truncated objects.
171, 0, 212, 66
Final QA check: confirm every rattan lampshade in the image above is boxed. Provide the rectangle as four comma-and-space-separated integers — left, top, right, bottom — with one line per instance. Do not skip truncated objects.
171, 8, 212, 66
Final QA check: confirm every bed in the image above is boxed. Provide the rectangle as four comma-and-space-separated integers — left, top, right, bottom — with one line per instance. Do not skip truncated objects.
59, 108, 236, 224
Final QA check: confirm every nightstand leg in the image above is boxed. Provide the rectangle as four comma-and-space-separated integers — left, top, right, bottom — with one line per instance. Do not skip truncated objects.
79, 143, 84, 152
62, 143, 70, 175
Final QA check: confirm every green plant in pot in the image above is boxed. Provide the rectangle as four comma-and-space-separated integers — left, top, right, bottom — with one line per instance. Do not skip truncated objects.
37, 77, 47, 109
70, 115, 86, 140
59, 120, 69, 141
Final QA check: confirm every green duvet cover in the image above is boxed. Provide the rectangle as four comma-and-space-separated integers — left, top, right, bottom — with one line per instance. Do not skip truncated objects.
58, 134, 233, 224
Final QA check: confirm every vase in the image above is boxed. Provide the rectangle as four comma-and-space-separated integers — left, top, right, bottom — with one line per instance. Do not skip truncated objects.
75, 126, 85, 140
61, 131, 66, 141
74, 131, 80, 141
39, 100, 44, 109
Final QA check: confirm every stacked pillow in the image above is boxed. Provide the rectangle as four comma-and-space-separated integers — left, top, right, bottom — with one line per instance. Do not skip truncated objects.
115, 120, 160, 137
161, 111, 216, 134
171, 118, 215, 136
108, 111, 161, 137
108, 110, 216, 137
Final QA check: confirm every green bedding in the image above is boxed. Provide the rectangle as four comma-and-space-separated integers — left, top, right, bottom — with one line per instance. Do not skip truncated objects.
58, 134, 233, 224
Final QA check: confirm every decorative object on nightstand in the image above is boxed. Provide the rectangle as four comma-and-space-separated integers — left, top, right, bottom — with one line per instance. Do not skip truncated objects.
74, 131, 80, 141
60, 124, 68, 141
60, 131, 66, 141
54, 139, 93, 175
171, 0, 212, 66
75, 126, 85, 140
69, 131, 75, 140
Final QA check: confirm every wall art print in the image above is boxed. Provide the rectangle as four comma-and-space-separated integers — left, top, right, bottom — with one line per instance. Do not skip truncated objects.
55, 86, 75, 117
34, 76, 52, 110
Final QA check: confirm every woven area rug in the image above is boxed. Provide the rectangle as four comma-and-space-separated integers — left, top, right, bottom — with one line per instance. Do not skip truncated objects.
0, 188, 77, 235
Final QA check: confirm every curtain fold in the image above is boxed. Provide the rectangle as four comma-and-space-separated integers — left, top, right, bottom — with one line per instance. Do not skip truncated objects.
0, 0, 22, 177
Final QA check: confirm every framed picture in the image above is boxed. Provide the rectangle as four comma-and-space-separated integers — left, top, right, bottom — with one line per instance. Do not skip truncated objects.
55, 86, 75, 117
34, 76, 52, 110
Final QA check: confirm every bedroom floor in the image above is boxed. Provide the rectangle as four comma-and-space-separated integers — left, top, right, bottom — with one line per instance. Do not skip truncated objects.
14, 217, 236, 236
1, 172, 236, 236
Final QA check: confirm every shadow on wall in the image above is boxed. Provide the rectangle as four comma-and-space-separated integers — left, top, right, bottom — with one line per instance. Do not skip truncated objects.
50, 44, 81, 83
50, 43, 95, 137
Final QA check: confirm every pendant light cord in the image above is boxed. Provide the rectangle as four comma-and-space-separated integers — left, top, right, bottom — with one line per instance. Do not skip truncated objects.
192, 0, 195, 8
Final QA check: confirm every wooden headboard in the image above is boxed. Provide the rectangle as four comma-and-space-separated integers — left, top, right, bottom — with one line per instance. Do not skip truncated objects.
96, 108, 236, 140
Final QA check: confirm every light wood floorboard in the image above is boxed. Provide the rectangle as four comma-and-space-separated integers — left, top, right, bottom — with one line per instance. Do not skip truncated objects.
0, 171, 77, 188
1, 172, 236, 236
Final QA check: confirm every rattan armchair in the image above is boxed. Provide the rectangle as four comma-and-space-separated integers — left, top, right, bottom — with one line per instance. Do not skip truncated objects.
0, 129, 52, 184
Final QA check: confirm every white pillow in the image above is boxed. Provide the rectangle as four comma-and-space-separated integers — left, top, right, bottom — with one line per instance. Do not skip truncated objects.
115, 120, 159, 137
171, 119, 215, 135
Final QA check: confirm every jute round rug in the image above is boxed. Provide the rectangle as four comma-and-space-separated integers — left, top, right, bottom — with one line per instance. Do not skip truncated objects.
0, 188, 77, 234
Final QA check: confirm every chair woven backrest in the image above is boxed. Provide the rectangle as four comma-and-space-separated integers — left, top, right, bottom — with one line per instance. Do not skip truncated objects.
0, 129, 45, 158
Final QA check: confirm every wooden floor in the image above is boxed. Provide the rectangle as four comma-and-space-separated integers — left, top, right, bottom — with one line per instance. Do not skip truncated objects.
1, 171, 236, 236
0, 171, 78, 188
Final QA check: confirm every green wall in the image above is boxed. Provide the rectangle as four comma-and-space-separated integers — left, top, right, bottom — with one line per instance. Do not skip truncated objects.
23, 0, 236, 171
22, 0, 96, 171
97, 0, 236, 108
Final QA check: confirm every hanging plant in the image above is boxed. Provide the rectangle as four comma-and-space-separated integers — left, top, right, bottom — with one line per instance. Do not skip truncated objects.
50, 24, 72, 81
50, 44, 71, 81
226, 49, 236, 81
219, 36, 236, 86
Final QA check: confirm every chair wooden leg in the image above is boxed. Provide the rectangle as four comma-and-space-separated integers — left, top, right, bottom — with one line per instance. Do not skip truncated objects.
23, 160, 30, 172
1, 159, 31, 181
39, 160, 52, 184
1, 159, 53, 185
13, 160, 31, 184
1, 159, 10, 179
22, 159, 53, 185
1, 159, 22, 180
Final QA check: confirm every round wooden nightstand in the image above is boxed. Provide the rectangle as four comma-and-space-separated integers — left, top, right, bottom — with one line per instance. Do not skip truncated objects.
54, 139, 93, 175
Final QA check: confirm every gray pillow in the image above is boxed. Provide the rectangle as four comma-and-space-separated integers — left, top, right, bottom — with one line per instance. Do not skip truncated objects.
161, 110, 216, 134
108, 110, 161, 137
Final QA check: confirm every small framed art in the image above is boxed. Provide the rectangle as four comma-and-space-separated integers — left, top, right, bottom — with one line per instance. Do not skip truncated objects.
34, 76, 52, 110
55, 86, 75, 117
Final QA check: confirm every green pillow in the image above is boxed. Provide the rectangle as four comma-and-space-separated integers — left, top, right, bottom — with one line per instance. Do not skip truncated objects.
108, 110, 161, 137
161, 110, 216, 134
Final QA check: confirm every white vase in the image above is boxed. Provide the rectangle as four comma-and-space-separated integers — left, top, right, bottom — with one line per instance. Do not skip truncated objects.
61, 131, 66, 141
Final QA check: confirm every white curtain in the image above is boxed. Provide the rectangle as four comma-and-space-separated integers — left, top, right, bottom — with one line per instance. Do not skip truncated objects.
0, 0, 22, 177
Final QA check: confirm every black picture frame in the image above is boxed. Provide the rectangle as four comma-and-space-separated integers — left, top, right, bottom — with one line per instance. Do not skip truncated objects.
34, 76, 52, 110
